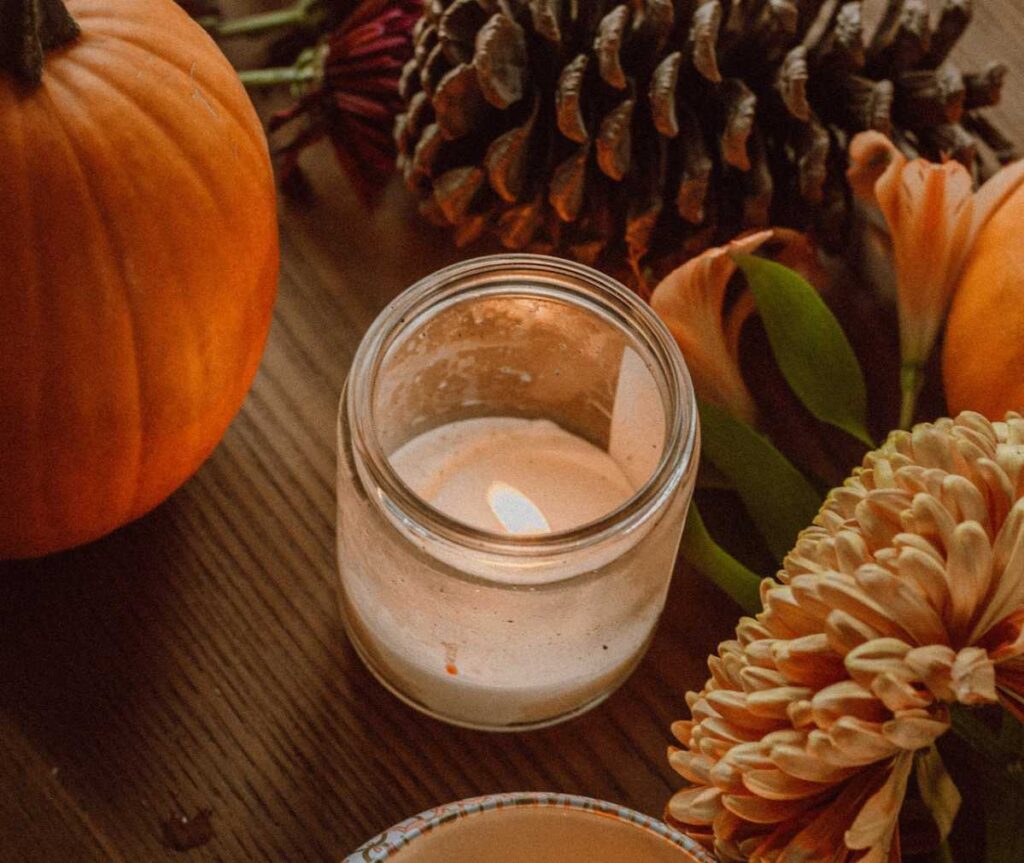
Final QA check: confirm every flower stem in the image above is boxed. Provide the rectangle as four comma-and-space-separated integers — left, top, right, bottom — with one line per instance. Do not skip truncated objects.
237, 66, 316, 88
207, 4, 308, 38
932, 842, 955, 863
680, 505, 763, 615
899, 363, 925, 429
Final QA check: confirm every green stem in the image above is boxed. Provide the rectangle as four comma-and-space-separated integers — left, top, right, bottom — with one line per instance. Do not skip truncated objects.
237, 65, 316, 88
932, 840, 955, 863
680, 505, 763, 615
899, 362, 925, 429
0, 0, 80, 85
207, 3, 309, 38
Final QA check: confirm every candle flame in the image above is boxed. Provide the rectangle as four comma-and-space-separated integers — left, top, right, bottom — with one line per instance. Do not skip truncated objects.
486, 481, 551, 535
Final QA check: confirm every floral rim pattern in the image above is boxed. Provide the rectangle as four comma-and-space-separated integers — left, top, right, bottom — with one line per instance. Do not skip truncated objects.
344, 791, 716, 862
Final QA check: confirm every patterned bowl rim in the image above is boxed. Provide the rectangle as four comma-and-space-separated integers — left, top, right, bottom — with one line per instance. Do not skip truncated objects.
344, 791, 716, 862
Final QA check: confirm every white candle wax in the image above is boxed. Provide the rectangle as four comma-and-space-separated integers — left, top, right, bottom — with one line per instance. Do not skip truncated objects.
336, 412, 683, 727
389, 418, 637, 535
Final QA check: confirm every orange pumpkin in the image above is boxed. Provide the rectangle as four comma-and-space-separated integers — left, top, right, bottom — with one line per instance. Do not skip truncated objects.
0, 0, 279, 557
943, 182, 1024, 420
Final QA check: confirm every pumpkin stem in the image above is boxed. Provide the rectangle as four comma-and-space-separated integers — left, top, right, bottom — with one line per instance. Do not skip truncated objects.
0, 0, 79, 85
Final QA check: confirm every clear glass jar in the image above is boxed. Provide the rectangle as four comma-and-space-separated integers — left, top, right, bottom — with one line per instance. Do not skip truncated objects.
336, 254, 699, 730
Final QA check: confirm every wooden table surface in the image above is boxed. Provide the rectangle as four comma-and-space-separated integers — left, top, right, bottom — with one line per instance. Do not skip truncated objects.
3, 3, 1023, 861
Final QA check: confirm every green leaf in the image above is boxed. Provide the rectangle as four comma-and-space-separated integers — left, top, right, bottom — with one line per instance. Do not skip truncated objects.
696, 458, 732, 490
996, 703, 1024, 754
734, 254, 873, 446
950, 706, 1024, 787
985, 711, 1024, 863
949, 706, 1024, 862
916, 745, 961, 843
679, 504, 763, 615
985, 803, 1024, 863
699, 399, 822, 563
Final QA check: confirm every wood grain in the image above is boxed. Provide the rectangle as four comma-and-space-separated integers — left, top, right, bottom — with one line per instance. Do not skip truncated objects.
3, 2, 1024, 860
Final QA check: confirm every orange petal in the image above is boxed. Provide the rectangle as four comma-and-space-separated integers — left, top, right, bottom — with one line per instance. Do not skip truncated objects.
882, 709, 949, 750
742, 767, 832, 801
848, 131, 900, 202
950, 646, 997, 704
723, 792, 816, 825
812, 680, 890, 728
650, 231, 772, 424
844, 752, 913, 851
668, 785, 724, 826
874, 155, 975, 367
770, 743, 862, 784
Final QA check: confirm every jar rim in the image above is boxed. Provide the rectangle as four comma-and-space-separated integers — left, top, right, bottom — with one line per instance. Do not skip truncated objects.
343, 253, 698, 559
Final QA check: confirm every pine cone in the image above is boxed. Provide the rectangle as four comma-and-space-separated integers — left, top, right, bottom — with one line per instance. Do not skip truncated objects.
394, 0, 1016, 280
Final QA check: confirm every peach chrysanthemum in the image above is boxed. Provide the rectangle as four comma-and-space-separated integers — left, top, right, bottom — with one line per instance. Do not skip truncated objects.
668, 412, 1024, 862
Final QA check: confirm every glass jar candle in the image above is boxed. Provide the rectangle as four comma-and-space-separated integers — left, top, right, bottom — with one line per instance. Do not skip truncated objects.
336, 254, 698, 730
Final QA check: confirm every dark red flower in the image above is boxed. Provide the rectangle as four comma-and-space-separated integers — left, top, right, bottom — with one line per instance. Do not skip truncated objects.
269, 0, 421, 206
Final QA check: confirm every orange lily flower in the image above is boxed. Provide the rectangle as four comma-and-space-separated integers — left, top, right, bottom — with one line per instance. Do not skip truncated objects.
847, 132, 1024, 427
650, 232, 773, 425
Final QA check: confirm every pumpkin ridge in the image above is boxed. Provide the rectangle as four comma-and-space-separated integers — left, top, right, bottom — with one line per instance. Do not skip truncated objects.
45, 47, 278, 521
44, 62, 259, 515
69, 36, 268, 185
49, 50, 247, 227
36, 83, 148, 519
67, 11, 269, 162
0, 102, 48, 546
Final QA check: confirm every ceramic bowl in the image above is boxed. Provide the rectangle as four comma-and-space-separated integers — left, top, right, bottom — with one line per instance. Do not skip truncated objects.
344, 792, 715, 862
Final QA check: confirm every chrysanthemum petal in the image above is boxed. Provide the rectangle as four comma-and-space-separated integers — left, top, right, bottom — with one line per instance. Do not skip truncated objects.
747, 687, 814, 720
811, 681, 889, 728
723, 793, 817, 825
825, 609, 884, 656
844, 752, 912, 851
945, 521, 994, 642
707, 690, 790, 732
870, 671, 934, 712
770, 744, 861, 784
882, 709, 949, 749
742, 768, 830, 801
668, 785, 724, 826
950, 646, 997, 703
829, 717, 902, 763
670, 748, 715, 784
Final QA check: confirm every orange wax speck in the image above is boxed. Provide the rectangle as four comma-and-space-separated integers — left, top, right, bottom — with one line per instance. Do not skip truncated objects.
445, 663, 459, 676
